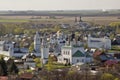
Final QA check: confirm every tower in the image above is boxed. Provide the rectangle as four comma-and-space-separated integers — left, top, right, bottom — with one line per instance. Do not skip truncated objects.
9, 43, 14, 57
34, 31, 41, 52
79, 16, 82, 22
41, 35, 49, 64
75, 17, 77, 22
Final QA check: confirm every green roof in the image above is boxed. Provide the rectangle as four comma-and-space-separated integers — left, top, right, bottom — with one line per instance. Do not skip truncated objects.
86, 53, 91, 57
72, 50, 85, 57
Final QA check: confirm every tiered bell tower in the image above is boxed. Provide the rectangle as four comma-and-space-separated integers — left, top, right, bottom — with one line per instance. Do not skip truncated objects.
34, 31, 41, 52
41, 34, 49, 64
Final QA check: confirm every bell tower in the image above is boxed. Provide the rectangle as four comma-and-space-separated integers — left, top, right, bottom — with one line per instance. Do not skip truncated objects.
41, 34, 49, 64
34, 31, 41, 52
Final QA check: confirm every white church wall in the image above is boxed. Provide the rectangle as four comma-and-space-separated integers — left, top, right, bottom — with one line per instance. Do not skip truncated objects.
72, 57, 85, 64
88, 36, 111, 49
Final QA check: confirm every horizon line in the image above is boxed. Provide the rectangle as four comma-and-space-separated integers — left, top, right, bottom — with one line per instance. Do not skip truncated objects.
0, 9, 120, 11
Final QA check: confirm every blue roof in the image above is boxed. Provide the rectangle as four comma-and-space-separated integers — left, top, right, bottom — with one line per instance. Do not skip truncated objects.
99, 55, 108, 61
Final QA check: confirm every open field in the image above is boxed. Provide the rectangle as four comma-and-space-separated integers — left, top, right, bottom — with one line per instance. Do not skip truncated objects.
0, 19, 29, 23
83, 16, 120, 25
0, 15, 120, 25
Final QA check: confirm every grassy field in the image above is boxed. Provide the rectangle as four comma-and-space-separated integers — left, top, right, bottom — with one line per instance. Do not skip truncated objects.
0, 19, 29, 22
83, 16, 120, 25
108, 45, 120, 53
0, 16, 120, 25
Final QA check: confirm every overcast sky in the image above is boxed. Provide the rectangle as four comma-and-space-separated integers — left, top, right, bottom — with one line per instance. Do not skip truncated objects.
0, 0, 120, 10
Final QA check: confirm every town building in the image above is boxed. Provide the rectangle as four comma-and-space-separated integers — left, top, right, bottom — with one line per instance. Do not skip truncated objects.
88, 35, 111, 49
22, 53, 36, 69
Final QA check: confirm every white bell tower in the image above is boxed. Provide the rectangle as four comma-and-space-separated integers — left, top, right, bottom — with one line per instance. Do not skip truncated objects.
34, 31, 41, 52
9, 42, 14, 57
41, 35, 49, 64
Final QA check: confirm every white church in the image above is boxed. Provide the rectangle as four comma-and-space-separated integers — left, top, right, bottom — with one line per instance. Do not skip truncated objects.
57, 35, 92, 65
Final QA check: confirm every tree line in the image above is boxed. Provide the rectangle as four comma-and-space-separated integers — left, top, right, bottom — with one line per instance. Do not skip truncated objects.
0, 56, 18, 76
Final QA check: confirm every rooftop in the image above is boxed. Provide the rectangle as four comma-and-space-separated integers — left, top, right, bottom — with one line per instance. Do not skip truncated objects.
19, 72, 34, 79
72, 50, 85, 57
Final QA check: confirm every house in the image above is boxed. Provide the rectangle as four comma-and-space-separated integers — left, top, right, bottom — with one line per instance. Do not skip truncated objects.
19, 72, 38, 80
93, 50, 114, 62
0, 76, 8, 80
22, 53, 36, 69
112, 34, 120, 45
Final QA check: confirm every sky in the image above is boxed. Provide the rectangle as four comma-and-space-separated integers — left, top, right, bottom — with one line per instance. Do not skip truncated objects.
0, 0, 120, 10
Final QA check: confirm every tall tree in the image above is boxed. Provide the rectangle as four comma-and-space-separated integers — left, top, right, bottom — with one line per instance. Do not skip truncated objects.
29, 42, 34, 53
101, 73, 115, 80
0, 56, 8, 76
7, 59, 19, 75
47, 56, 54, 71
34, 58, 41, 68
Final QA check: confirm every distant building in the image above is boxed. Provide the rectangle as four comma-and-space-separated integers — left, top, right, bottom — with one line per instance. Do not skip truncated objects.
22, 53, 36, 69
88, 35, 111, 49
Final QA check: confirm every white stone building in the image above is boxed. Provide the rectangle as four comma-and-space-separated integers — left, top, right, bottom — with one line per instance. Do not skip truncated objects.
22, 53, 36, 69
58, 38, 92, 65
0, 41, 14, 57
88, 35, 111, 49
0, 32, 49, 59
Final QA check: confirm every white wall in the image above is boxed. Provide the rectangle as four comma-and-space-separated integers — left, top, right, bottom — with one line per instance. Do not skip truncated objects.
41, 47, 49, 59
88, 36, 111, 49
72, 57, 85, 64
24, 62, 36, 68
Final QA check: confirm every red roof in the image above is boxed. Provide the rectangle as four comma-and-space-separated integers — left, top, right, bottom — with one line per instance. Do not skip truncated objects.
0, 76, 8, 80
93, 50, 103, 57
104, 60, 118, 66
19, 73, 34, 79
